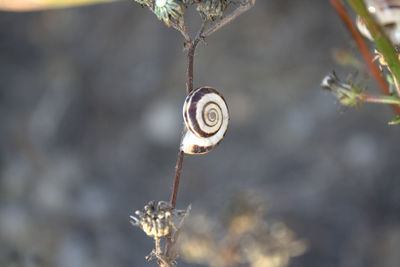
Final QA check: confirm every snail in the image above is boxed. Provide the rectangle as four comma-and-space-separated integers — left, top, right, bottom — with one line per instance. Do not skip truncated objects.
356, 0, 400, 45
181, 86, 229, 154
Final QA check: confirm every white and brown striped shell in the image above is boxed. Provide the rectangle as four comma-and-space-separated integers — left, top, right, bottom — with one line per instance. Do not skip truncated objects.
356, 0, 400, 45
181, 87, 229, 154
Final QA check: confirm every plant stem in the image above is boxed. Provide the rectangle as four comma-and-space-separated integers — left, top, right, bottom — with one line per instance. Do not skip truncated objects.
171, 20, 191, 43
169, 42, 198, 212
201, 1, 255, 39
361, 93, 400, 105
170, 150, 184, 208
186, 43, 196, 94
169, 18, 214, 211
165, 29, 198, 262
330, 0, 400, 115
165, 3, 256, 263
155, 238, 162, 255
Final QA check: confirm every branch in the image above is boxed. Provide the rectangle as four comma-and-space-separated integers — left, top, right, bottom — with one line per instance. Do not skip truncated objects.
201, 1, 255, 39
170, 150, 184, 208
165, 2, 256, 263
330, 0, 400, 115
194, 20, 209, 46
361, 93, 400, 105
171, 20, 191, 43
185, 44, 196, 94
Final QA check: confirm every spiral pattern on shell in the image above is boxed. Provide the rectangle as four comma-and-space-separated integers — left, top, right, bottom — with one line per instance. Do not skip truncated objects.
181, 87, 229, 154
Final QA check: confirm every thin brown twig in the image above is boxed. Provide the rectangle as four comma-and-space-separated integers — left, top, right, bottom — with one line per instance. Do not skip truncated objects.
329, 0, 400, 115
186, 44, 196, 94
169, 42, 196, 214
185, 21, 210, 95
171, 20, 191, 43
169, 20, 212, 214
165, 40, 194, 262
201, 1, 255, 39
194, 20, 209, 45
168, 21, 210, 212
164, 23, 195, 261
170, 150, 184, 208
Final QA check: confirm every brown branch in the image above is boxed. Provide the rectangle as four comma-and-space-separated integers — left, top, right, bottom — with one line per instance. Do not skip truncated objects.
329, 0, 400, 115
186, 44, 196, 94
164, 149, 183, 262
171, 20, 191, 43
201, 1, 255, 39
194, 20, 209, 45
169, 42, 197, 213
170, 150, 184, 208
168, 20, 210, 211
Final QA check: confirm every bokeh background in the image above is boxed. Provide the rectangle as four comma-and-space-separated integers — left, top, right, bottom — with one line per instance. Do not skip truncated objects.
1, 1, 400, 266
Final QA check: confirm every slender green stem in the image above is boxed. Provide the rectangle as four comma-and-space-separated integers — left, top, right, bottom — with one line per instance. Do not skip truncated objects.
361, 94, 400, 105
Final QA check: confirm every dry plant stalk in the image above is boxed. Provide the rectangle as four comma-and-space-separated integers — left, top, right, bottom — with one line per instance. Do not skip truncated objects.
130, 1, 256, 266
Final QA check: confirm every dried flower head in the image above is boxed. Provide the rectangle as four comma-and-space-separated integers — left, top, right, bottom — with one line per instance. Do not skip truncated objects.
134, 0, 154, 8
130, 200, 188, 238
197, 0, 230, 20
131, 201, 191, 266
154, 0, 184, 27
133, 0, 255, 28
321, 72, 363, 108
133, 0, 183, 27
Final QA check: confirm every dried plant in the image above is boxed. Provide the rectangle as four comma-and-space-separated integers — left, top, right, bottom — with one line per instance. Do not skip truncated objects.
178, 193, 307, 267
130, 201, 191, 266
129, 0, 256, 266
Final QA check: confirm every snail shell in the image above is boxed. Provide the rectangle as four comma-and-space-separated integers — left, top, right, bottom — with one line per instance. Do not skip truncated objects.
181, 87, 229, 154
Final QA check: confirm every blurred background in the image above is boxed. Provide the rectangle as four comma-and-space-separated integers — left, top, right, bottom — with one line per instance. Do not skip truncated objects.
1, 0, 400, 266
